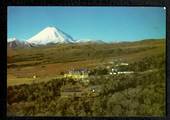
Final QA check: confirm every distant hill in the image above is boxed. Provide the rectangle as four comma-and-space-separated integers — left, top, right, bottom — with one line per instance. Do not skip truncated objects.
7, 38, 165, 65
7, 38, 32, 49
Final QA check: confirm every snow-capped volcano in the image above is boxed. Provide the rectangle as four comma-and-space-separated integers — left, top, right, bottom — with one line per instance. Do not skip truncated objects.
27, 27, 75, 45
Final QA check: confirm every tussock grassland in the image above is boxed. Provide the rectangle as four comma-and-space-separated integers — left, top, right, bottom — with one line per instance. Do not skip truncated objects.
7, 39, 165, 85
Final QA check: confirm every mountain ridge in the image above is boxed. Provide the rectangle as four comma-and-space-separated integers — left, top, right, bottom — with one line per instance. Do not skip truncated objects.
7, 26, 106, 48
7, 38, 32, 48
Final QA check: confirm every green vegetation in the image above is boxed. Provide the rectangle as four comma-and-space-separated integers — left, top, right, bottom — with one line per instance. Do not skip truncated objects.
7, 39, 165, 116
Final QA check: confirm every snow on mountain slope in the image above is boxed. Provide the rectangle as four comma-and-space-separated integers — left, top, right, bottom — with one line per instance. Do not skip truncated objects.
7, 38, 32, 48
8, 37, 19, 42
76, 39, 105, 44
27, 27, 75, 45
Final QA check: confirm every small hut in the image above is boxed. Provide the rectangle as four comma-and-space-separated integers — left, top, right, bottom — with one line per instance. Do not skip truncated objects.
33, 75, 37, 79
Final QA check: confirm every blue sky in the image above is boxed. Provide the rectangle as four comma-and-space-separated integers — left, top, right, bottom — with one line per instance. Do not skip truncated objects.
8, 7, 166, 42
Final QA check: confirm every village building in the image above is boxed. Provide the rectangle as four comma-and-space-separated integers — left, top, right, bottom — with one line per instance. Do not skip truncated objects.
64, 68, 89, 80
120, 63, 129, 66
117, 71, 134, 74
33, 75, 37, 79
109, 62, 134, 75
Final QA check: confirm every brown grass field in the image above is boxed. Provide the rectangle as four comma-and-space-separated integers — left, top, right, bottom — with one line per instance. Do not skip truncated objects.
7, 39, 165, 86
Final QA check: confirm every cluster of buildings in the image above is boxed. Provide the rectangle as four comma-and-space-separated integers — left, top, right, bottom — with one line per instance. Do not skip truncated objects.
64, 68, 89, 79
64, 68, 90, 85
60, 60, 134, 98
108, 62, 134, 75
63, 62, 134, 79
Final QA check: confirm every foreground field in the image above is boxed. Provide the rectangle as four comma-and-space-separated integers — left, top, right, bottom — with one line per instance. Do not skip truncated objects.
7, 39, 166, 116
7, 75, 64, 86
